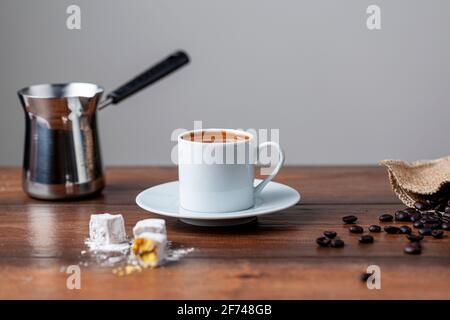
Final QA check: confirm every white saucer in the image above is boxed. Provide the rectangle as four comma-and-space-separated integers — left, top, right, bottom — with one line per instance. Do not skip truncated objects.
135, 180, 300, 226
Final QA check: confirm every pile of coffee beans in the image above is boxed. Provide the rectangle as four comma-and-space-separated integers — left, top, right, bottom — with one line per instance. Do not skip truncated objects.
356, 196, 449, 282
316, 231, 345, 248
317, 199, 449, 256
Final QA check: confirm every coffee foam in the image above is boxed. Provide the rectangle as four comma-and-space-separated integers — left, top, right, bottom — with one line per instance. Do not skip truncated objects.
182, 130, 249, 143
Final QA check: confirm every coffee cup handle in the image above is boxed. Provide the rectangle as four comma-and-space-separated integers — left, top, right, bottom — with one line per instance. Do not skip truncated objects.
254, 141, 285, 196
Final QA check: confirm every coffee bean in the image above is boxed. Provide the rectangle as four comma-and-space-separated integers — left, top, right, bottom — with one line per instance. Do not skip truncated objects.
407, 233, 424, 242
423, 222, 441, 230
395, 211, 410, 222
423, 216, 440, 223
418, 228, 432, 236
342, 215, 358, 224
369, 225, 382, 233
419, 218, 428, 224
359, 235, 374, 244
316, 236, 331, 247
414, 201, 429, 211
425, 199, 437, 208
323, 231, 337, 239
442, 223, 450, 231
360, 272, 372, 282
378, 213, 393, 222
399, 225, 412, 234
349, 225, 364, 234
404, 242, 422, 254
330, 239, 345, 248
384, 226, 400, 234
413, 221, 424, 229
431, 230, 444, 239
410, 213, 422, 222
445, 206, 450, 213
403, 207, 418, 214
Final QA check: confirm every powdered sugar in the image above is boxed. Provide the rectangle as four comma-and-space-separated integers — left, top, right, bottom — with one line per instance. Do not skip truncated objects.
83, 216, 194, 271
165, 247, 195, 262
82, 239, 194, 268
84, 238, 131, 253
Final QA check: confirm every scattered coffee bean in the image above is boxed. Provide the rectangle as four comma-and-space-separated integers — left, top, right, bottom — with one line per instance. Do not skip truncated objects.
403, 207, 418, 214
379, 214, 393, 222
330, 239, 345, 248
368, 225, 382, 233
425, 199, 436, 208
442, 223, 450, 231
413, 221, 424, 229
316, 237, 331, 247
418, 228, 432, 236
323, 231, 337, 239
399, 225, 412, 234
360, 272, 372, 282
423, 216, 440, 223
349, 225, 364, 234
410, 213, 422, 222
395, 211, 410, 222
419, 218, 428, 224
404, 242, 422, 255
342, 215, 358, 224
414, 201, 429, 211
359, 235, 374, 244
407, 233, 424, 242
423, 222, 441, 230
384, 226, 400, 234
431, 230, 444, 239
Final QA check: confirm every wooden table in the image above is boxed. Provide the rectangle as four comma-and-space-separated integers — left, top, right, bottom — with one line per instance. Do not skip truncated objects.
0, 167, 449, 299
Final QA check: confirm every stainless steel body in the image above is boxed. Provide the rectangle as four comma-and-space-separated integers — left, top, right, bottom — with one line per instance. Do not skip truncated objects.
18, 83, 105, 200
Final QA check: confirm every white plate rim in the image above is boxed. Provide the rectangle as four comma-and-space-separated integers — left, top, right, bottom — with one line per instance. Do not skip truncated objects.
135, 180, 300, 220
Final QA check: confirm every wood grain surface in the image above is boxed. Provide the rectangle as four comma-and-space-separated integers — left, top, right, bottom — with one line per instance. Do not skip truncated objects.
0, 167, 449, 299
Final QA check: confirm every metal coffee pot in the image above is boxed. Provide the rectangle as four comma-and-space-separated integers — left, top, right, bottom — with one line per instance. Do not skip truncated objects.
17, 51, 189, 200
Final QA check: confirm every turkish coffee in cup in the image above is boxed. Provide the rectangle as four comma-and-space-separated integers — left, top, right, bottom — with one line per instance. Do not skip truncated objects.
178, 128, 284, 213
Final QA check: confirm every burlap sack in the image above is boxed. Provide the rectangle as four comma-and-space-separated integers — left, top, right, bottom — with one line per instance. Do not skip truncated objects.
379, 155, 450, 207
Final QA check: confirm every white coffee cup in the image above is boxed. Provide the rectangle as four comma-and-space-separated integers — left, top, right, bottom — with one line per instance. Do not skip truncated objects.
178, 128, 284, 212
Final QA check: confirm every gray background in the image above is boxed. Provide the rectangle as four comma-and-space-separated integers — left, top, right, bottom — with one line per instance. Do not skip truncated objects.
1, 0, 449, 165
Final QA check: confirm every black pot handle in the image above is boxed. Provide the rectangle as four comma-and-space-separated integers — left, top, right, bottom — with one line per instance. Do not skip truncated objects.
105, 50, 189, 105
